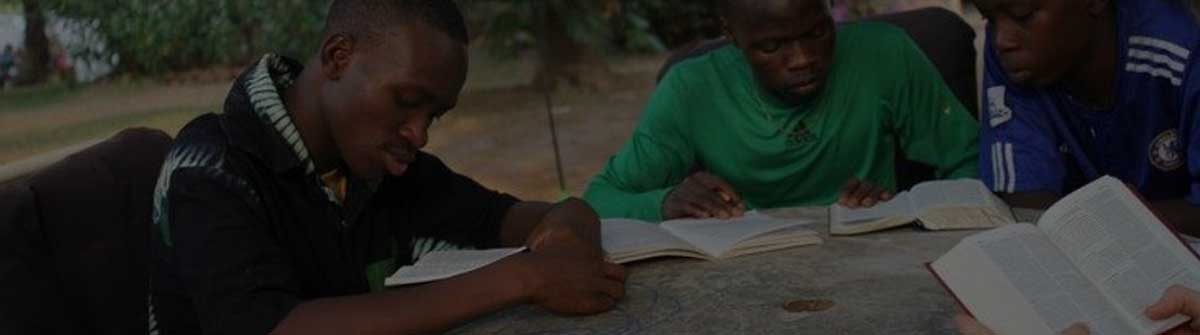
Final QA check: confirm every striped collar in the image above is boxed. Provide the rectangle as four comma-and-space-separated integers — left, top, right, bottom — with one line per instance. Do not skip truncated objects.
240, 54, 317, 175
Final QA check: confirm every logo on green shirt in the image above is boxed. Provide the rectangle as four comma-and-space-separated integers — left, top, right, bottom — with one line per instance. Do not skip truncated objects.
787, 121, 817, 146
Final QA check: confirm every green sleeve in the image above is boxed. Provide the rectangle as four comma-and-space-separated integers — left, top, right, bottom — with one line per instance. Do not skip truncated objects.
583, 70, 697, 221
888, 33, 980, 180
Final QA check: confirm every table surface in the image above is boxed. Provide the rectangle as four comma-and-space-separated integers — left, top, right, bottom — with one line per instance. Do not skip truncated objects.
450, 207, 1028, 335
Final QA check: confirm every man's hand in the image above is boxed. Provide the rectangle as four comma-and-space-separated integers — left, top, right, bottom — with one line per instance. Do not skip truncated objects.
517, 198, 626, 315
1146, 285, 1200, 334
838, 178, 893, 209
662, 171, 746, 220
955, 313, 1088, 335
508, 251, 627, 315
525, 198, 602, 257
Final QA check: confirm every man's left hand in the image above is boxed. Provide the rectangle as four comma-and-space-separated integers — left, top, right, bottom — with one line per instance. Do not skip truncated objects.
526, 197, 603, 258
838, 178, 893, 209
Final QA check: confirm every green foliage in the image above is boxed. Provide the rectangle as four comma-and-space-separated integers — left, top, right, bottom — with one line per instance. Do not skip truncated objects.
465, 0, 683, 59
0, 2, 19, 15
621, 0, 720, 49
29, 0, 719, 76
46, 0, 329, 75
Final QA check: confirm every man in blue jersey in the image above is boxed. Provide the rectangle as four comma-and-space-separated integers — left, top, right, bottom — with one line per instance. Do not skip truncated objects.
976, 0, 1200, 234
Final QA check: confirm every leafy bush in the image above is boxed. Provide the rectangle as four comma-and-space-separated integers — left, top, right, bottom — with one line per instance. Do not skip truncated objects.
37, 0, 721, 76
47, 0, 329, 75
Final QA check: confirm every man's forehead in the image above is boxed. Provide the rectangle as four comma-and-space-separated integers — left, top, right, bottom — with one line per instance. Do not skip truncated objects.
370, 21, 466, 73
370, 34, 466, 107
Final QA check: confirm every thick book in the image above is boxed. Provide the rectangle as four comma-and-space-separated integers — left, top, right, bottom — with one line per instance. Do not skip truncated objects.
930, 176, 1200, 335
830, 179, 1015, 235
601, 213, 822, 264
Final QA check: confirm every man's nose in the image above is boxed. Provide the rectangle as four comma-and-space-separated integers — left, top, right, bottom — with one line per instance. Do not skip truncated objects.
399, 117, 429, 149
783, 42, 817, 72
993, 20, 1021, 54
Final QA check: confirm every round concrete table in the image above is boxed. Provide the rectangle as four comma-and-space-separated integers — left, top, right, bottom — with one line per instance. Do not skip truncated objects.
450, 207, 1014, 335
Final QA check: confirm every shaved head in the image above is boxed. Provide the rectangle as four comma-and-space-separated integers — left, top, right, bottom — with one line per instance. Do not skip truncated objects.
324, 0, 469, 46
974, 0, 1113, 87
718, 0, 837, 104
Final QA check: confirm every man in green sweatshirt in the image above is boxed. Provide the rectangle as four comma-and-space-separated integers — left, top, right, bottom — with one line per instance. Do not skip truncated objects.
584, 0, 979, 221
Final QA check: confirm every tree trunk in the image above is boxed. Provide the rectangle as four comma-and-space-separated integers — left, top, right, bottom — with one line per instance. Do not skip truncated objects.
532, 2, 617, 91
16, 0, 51, 85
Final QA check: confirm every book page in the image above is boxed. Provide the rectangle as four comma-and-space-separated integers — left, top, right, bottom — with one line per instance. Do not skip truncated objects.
910, 179, 1015, 230
830, 191, 916, 224
918, 206, 1014, 230
659, 213, 811, 258
384, 247, 527, 287
934, 224, 1135, 335
722, 225, 822, 258
600, 218, 701, 263
1039, 176, 1199, 332
908, 179, 993, 210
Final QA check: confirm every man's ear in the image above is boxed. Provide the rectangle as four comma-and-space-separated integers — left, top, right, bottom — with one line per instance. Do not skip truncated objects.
1085, 0, 1111, 17
319, 34, 355, 81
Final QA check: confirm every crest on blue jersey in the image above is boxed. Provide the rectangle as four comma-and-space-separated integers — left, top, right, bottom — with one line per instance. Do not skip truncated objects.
1150, 129, 1183, 172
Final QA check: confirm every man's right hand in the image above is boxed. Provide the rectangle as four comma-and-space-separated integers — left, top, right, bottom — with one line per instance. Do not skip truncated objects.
1145, 285, 1200, 334
662, 171, 746, 220
511, 251, 626, 315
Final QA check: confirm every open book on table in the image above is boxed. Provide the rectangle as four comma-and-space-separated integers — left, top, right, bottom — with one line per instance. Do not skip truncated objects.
930, 176, 1200, 335
830, 178, 1015, 235
384, 247, 526, 287
601, 212, 821, 264
382, 214, 821, 286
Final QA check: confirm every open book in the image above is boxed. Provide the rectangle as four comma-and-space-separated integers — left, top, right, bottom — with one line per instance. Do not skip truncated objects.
930, 176, 1200, 335
830, 179, 1015, 235
383, 214, 820, 286
602, 213, 821, 264
384, 247, 526, 287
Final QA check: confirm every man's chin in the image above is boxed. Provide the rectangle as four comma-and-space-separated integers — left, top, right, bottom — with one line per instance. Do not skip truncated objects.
1006, 68, 1057, 88
781, 82, 824, 104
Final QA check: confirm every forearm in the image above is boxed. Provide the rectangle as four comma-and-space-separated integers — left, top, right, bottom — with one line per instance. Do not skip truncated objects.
1151, 199, 1200, 236
499, 198, 602, 249
498, 201, 554, 247
272, 256, 532, 335
582, 175, 672, 222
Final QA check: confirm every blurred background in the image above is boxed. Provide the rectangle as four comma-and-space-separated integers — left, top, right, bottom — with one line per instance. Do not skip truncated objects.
0, 0, 977, 201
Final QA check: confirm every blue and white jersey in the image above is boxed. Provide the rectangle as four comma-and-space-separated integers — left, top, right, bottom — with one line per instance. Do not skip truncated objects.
980, 0, 1200, 203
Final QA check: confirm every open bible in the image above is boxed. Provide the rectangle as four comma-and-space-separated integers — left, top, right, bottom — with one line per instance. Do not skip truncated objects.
601, 213, 821, 264
830, 179, 1015, 235
930, 176, 1200, 335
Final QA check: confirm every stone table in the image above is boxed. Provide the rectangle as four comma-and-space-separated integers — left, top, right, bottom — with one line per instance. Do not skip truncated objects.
451, 207, 1005, 335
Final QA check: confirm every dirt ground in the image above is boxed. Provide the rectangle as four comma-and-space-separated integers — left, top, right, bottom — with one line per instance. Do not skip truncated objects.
0, 53, 666, 202
428, 54, 664, 201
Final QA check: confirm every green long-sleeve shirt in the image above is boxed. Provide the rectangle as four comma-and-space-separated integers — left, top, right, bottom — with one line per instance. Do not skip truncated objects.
584, 22, 979, 221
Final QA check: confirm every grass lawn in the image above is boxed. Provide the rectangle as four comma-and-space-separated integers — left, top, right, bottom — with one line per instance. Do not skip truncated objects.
0, 83, 80, 113
0, 80, 224, 164
0, 105, 209, 163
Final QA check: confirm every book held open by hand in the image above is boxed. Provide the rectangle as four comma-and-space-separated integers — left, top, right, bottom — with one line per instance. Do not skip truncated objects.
930, 176, 1200, 335
830, 179, 1015, 235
